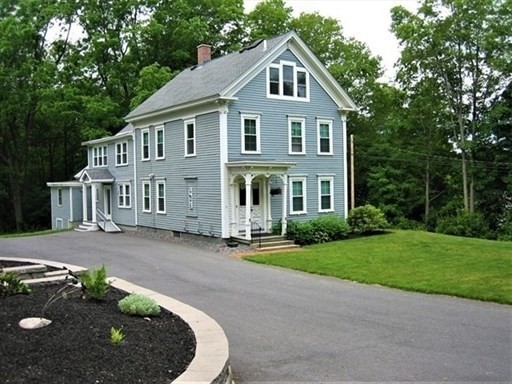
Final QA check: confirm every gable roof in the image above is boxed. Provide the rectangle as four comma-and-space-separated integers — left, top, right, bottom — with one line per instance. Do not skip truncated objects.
75, 168, 114, 183
125, 31, 357, 124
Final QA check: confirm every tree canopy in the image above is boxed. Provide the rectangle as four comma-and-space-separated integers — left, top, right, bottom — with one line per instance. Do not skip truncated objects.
0, 0, 510, 240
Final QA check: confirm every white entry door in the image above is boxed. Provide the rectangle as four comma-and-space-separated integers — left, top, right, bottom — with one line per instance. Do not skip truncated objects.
238, 182, 262, 232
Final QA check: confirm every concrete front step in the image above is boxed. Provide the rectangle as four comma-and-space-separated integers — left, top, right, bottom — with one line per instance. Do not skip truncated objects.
75, 222, 99, 232
252, 240, 295, 248
255, 244, 301, 252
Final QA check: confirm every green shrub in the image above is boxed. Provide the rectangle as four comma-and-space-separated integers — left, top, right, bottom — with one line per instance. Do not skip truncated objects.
118, 293, 161, 316
497, 212, 512, 241
286, 215, 349, 245
393, 217, 426, 231
80, 265, 109, 300
110, 327, 125, 345
0, 273, 31, 296
436, 210, 490, 239
348, 205, 389, 235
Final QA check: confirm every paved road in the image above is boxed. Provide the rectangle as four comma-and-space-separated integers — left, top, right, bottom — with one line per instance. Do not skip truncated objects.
1, 231, 510, 383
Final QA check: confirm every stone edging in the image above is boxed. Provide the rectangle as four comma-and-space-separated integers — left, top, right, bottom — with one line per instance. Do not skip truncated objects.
108, 277, 232, 384
0, 257, 232, 384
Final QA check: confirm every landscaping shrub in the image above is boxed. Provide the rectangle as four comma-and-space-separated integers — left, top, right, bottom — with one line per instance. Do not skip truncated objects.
286, 215, 349, 245
497, 212, 512, 241
0, 273, 31, 296
436, 210, 490, 239
80, 265, 109, 300
347, 205, 389, 235
118, 293, 161, 316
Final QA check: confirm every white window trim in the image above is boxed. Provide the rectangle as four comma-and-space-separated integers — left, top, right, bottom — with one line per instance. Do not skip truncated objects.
118, 183, 131, 208
317, 119, 333, 155
289, 176, 307, 215
142, 181, 151, 212
318, 176, 334, 213
241, 114, 261, 154
156, 180, 166, 214
288, 117, 306, 155
266, 60, 310, 102
57, 188, 63, 206
92, 145, 108, 167
115, 141, 129, 166
141, 129, 150, 161
155, 126, 165, 160
184, 119, 196, 157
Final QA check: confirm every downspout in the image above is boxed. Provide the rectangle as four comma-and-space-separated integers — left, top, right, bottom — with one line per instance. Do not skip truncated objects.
340, 111, 349, 218
132, 131, 138, 226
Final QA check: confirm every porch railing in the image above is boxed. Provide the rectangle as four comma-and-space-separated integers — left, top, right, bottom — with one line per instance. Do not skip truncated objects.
251, 221, 262, 248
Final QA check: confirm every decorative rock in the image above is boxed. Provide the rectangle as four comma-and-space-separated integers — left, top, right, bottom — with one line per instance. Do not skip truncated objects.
19, 317, 52, 329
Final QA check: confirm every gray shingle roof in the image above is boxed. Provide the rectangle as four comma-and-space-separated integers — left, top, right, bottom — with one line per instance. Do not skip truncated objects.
116, 123, 133, 135
125, 33, 292, 120
79, 168, 114, 182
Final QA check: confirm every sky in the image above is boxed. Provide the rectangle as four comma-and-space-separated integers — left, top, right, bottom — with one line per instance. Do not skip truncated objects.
244, 0, 420, 82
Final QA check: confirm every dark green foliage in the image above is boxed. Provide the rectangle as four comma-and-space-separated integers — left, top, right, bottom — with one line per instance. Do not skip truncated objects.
286, 215, 349, 245
0, 273, 31, 296
436, 211, 491, 239
348, 205, 389, 235
80, 265, 109, 300
118, 293, 161, 316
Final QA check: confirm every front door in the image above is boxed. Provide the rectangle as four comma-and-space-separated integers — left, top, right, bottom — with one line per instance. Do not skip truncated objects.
238, 182, 262, 232
104, 185, 112, 219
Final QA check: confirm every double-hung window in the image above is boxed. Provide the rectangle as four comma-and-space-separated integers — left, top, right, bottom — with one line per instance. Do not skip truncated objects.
268, 61, 309, 101
318, 176, 334, 212
241, 114, 260, 154
116, 142, 128, 166
92, 146, 107, 167
141, 129, 150, 161
156, 180, 166, 214
142, 181, 151, 212
289, 177, 307, 214
289, 117, 305, 154
317, 120, 333, 155
118, 183, 131, 208
184, 119, 196, 157
155, 126, 165, 160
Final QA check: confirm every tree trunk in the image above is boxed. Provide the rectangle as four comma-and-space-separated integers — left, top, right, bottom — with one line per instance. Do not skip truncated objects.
9, 168, 24, 232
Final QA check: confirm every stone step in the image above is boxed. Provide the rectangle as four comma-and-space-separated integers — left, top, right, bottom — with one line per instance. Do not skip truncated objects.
252, 240, 296, 249
1, 264, 47, 275
255, 244, 301, 252
21, 275, 76, 286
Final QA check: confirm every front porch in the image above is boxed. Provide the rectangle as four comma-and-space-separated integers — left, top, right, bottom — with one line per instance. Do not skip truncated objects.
226, 161, 295, 241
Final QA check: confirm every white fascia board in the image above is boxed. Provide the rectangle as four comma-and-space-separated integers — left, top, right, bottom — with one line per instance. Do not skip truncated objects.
47, 181, 82, 188
220, 42, 289, 98
287, 38, 358, 112
127, 97, 238, 129
81, 131, 132, 147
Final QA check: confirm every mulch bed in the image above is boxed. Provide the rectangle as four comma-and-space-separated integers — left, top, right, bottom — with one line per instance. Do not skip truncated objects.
0, 265, 196, 384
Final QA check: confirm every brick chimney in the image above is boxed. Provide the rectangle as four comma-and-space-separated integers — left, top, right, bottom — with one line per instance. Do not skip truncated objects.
197, 44, 212, 65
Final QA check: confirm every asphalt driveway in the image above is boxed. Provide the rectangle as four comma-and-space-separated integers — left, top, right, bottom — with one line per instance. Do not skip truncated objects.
1, 231, 510, 383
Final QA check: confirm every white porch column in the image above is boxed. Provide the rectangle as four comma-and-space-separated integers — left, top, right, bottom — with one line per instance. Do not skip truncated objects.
280, 174, 288, 236
82, 184, 88, 222
266, 176, 272, 231
91, 183, 97, 223
229, 177, 237, 237
244, 174, 253, 240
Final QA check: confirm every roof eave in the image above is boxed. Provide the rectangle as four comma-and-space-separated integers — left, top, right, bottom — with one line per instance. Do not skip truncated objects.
82, 131, 133, 147
125, 95, 238, 125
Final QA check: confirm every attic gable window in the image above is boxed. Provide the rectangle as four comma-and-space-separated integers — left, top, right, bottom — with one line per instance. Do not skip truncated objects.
267, 60, 309, 101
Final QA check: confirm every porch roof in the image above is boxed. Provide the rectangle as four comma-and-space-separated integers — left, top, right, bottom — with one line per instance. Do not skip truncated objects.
226, 161, 296, 176
76, 168, 114, 183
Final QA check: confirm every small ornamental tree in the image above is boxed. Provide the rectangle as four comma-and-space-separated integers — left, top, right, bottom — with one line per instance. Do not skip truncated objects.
348, 205, 389, 235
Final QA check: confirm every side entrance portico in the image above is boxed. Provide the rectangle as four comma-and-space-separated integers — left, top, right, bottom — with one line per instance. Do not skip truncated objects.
226, 161, 295, 240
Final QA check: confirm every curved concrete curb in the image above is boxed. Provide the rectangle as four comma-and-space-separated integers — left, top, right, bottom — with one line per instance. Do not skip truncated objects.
109, 277, 232, 384
1, 257, 232, 384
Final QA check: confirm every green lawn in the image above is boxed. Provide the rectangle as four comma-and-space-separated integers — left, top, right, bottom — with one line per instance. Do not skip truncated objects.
244, 230, 512, 304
